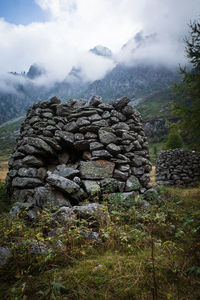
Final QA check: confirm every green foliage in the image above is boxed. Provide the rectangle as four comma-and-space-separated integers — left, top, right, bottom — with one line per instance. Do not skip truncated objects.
173, 20, 200, 151
0, 182, 10, 213
164, 126, 184, 150
0, 117, 24, 156
0, 186, 200, 299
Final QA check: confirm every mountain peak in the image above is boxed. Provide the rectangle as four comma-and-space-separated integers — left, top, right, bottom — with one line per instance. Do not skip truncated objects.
27, 64, 45, 79
90, 45, 112, 58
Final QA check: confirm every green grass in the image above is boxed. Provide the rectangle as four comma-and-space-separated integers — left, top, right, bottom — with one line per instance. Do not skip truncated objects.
137, 89, 176, 122
0, 183, 200, 299
0, 117, 24, 157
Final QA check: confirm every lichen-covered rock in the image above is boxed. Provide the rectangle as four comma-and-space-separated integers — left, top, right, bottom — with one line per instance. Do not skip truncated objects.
80, 160, 115, 179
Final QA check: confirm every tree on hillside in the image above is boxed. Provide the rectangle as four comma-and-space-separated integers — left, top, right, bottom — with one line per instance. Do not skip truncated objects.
164, 124, 184, 150
173, 20, 200, 151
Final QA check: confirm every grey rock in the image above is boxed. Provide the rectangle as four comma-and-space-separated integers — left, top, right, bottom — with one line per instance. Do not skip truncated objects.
102, 111, 110, 119
113, 170, 128, 181
34, 185, 72, 207
89, 95, 102, 107
26, 239, 49, 254
0, 246, 11, 267
121, 105, 134, 116
89, 114, 102, 121
79, 125, 99, 133
110, 117, 119, 124
42, 112, 53, 118
111, 110, 126, 121
9, 170, 18, 177
106, 143, 121, 155
73, 176, 82, 185
98, 103, 113, 111
22, 156, 44, 167
79, 230, 100, 241
12, 177, 42, 188
133, 140, 142, 150
63, 121, 78, 132
47, 173, 80, 194
24, 137, 55, 155
49, 96, 61, 104
132, 156, 145, 167
55, 130, 74, 145
118, 164, 130, 172
112, 122, 130, 131
112, 96, 130, 110
18, 168, 38, 178
132, 167, 145, 176
80, 160, 115, 179
37, 168, 47, 181
54, 165, 79, 179
90, 142, 104, 151
53, 207, 76, 224
92, 150, 112, 159
76, 117, 90, 127
85, 132, 98, 139
98, 127, 117, 145
125, 175, 141, 191
18, 144, 46, 156
73, 203, 110, 225
83, 180, 101, 194
92, 120, 109, 127
74, 133, 84, 141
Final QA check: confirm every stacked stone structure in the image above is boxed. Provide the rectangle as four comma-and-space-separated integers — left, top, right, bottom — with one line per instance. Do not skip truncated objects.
156, 148, 200, 186
6, 95, 152, 210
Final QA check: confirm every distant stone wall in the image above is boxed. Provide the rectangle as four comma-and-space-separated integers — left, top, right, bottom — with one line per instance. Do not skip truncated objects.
6, 95, 152, 211
156, 149, 200, 186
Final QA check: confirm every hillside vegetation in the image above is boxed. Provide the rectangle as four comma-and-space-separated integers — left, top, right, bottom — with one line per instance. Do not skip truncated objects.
0, 167, 200, 299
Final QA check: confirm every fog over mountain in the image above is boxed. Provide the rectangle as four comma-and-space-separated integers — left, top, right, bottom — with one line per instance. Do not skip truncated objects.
0, 0, 200, 124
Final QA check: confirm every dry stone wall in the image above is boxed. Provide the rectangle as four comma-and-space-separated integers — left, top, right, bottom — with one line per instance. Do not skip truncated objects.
6, 95, 152, 210
156, 148, 200, 186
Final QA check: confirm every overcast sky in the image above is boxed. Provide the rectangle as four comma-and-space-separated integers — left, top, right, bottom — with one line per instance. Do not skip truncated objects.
0, 0, 199, 85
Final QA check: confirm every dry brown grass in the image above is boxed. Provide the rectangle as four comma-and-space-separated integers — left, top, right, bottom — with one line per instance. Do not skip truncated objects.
150, 166, 156, 186
0, 161, 8, 182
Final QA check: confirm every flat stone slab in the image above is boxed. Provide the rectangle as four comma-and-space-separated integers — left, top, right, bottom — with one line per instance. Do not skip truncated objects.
80, 160, 115, 179
47, 173, 80, 194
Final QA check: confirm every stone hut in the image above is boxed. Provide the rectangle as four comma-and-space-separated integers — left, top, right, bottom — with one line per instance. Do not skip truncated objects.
156, 148, 200, 186
6, 95, 152, 210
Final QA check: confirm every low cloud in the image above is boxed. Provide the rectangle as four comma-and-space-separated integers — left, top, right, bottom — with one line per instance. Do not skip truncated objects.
0, 0, 199, 91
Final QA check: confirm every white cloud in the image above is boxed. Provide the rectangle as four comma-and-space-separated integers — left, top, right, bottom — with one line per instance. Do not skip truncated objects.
0, 0, 199, 88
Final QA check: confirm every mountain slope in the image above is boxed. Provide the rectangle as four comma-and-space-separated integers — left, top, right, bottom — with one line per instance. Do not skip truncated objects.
82, 64, 179, 101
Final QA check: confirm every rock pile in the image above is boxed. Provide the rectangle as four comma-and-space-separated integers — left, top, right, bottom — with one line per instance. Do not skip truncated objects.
6, 95, 152, 212
156, 148, 200, 186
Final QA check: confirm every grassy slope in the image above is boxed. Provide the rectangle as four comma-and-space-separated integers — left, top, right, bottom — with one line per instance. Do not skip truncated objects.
0, 117, 24, 158
136, 88, 176, 122
0, 166, 200, 299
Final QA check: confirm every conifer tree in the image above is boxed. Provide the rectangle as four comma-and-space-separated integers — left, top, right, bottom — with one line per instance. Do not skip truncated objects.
173, 20, 200, 151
